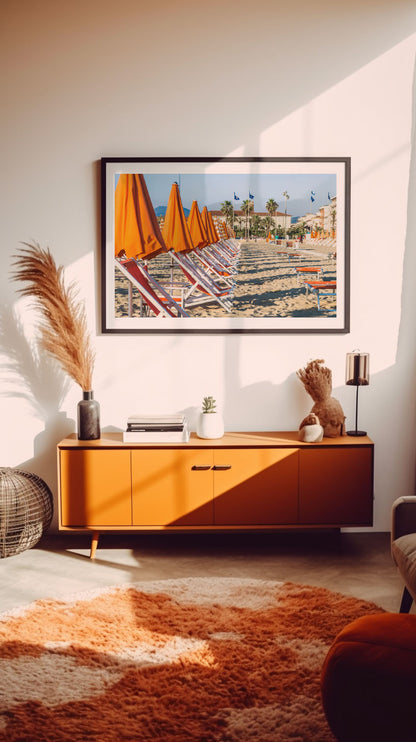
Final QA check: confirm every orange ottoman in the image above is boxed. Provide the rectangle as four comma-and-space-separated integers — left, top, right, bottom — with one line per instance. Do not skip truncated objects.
321, 613, 416, 742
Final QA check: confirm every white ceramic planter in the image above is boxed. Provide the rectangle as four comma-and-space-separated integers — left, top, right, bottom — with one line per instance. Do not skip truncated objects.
196, 412, 224, 440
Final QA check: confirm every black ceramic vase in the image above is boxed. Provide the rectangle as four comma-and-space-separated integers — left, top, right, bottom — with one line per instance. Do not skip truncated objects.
77, 390, 100, 440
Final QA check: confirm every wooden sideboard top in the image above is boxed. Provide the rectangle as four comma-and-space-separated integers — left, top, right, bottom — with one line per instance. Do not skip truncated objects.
58, 431, 373, 449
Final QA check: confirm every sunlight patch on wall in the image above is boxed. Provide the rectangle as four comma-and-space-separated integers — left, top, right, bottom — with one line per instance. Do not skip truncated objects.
258, 34, 414, 160
257, 34, 415, 377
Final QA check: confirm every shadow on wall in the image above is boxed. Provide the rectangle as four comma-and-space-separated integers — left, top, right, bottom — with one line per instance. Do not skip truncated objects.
380, 50, 416, 507
0, 305, 75, 529
362, 52, 416, 528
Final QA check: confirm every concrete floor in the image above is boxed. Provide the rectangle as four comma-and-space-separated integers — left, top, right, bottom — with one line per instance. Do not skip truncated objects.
0, 530, 406, 614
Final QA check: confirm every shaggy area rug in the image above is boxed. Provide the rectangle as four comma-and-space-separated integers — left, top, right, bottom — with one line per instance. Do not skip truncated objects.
0, 577, 383, 742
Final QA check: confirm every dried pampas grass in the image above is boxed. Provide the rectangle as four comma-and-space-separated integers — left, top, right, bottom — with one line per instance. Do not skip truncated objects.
11, 242, 95, 392
297, 358, 332, 402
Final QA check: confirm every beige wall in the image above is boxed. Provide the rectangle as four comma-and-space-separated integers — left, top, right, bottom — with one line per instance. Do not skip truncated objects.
1, 0, 416, 531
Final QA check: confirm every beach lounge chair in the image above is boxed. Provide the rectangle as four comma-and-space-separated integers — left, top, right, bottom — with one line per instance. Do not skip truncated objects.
216, 234, 239, 256
169, 250, 234, 312
277, 252, 303, 261
186, 200, 236, 281
295, 266, 323, 283
161, 184, 234, 312
201, 208, 239, 265
191, 248, 236, 286
115, 258, 189, 317
206, 240, 238, 269
226, 238, 240, 256
303, 280, 337, 312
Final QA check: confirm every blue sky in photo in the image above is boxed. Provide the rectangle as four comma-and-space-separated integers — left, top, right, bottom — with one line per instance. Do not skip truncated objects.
115, 172, 337, 219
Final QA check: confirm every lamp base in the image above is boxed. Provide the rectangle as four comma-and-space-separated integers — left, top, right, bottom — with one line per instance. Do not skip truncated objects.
347, 430, 367, 437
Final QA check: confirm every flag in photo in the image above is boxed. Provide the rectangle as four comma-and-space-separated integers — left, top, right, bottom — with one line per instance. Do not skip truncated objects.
311, 190, 316, 197
311, 195, 315, 203
249, 192, 254, 199
234, 192, 240, 200
328, 192, 331, 200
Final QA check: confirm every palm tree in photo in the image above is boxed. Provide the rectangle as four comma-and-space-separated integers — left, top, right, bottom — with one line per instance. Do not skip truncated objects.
263, 215, 273, 237
297, 220, 307, 242
251, 214, 262, 237
283, 190, 290, 237
266, 198, 278, 239
266, 198, 278, 219
221, 200, 233, 228
241, 199, 254, 239
330, 204, 337, 237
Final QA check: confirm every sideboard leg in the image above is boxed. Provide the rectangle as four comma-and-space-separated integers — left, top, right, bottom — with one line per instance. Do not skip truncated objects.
90, 531, 100, 559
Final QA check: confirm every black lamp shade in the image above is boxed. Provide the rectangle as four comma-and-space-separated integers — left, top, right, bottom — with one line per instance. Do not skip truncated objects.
346, 352, 369, 386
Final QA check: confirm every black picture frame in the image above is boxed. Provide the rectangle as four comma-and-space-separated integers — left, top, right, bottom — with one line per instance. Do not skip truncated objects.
101, 156, 350, 334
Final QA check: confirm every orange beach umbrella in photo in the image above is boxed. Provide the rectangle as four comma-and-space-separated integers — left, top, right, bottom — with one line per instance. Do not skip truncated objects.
162, 182, 195, 253
115, 174, 167, 261
208, 212, 221, 243
216, 221, 229, 240
187, 201, 210, 249
201, 207, 218, 244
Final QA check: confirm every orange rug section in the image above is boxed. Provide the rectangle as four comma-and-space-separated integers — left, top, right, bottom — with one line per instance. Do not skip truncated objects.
0, 578, 383, 741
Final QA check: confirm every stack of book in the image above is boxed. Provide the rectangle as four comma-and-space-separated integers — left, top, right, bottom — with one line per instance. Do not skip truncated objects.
122, 414, 189, 443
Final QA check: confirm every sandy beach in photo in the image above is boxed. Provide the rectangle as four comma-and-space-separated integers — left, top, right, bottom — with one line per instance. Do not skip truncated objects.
114, 240, 337, 320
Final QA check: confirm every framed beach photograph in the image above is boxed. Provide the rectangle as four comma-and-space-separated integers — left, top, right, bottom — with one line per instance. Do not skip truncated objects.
101, 156, 350, 334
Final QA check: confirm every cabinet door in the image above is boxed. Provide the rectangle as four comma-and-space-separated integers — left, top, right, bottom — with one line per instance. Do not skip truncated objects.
213, 448, 299, 525
131, 449, 214, 526
60, 449, 132, 526
299, 447, 373, 525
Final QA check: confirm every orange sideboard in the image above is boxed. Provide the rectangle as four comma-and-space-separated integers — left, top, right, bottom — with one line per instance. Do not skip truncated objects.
57, 432, 374, 557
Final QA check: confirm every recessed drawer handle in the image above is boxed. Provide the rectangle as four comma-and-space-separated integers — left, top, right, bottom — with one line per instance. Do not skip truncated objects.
212, 465, 232, 471
191, 465, 211, 471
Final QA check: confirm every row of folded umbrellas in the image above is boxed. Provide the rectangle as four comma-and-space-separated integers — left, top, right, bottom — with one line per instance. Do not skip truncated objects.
115, 174, 235, 263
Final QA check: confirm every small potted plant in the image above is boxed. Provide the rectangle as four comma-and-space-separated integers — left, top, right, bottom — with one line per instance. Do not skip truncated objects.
196, 396, 224, 439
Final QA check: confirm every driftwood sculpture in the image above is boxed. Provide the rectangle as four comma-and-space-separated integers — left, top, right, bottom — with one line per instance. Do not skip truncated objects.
297, 358, 346, 438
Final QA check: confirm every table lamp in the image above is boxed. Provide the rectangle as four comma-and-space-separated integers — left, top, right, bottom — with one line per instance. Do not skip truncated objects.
345, 351, 369, 436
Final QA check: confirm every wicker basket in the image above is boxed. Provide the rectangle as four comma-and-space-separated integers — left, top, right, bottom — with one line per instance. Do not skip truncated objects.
0, 468, 53, 558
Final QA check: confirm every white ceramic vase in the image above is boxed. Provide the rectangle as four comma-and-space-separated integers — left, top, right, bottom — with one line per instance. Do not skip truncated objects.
299, 423, 324, 442
196, 412, 224, 440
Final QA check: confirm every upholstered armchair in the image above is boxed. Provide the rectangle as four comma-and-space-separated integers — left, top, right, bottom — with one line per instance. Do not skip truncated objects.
391, 495, 416, 612
320, 498, 416, 741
